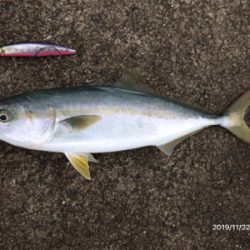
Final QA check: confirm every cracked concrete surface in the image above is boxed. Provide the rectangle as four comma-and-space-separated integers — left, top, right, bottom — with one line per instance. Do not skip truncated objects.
0, 0, 250, 249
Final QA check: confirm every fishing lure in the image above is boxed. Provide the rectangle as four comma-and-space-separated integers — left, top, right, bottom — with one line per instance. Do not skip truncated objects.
0, 72, 249, 179
0, 42, 76, 57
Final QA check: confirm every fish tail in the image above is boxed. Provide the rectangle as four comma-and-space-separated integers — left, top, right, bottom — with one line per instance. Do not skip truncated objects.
221, 90, 250, 143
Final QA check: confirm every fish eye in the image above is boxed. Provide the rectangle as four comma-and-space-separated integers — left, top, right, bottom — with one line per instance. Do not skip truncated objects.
0, 114, 8, 121
0, 111, 11, 123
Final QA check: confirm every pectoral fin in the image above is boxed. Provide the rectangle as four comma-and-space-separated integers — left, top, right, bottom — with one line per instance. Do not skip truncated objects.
60, 115, 101, 132
65, 153, 97, 180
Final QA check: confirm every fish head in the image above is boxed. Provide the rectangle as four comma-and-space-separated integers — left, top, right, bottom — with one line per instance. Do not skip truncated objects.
0, 98, 56, 148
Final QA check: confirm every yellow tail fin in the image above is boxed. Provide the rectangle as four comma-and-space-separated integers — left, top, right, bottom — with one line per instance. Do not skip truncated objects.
225, 90, 250, 143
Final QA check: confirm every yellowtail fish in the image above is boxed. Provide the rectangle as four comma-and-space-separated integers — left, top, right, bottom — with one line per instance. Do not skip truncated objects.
0, 72, 249, 179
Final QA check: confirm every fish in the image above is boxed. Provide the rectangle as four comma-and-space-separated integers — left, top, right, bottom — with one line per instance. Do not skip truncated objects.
0, 42, 76, 57
0, 72, 249, 180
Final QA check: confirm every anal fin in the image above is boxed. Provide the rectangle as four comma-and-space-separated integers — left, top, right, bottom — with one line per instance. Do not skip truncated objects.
157, 138, 183, 156
65, 153, 97, 180
157, 130, 203, 156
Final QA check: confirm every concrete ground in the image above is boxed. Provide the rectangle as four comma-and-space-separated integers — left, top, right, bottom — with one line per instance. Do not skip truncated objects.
0, 0, 249, 249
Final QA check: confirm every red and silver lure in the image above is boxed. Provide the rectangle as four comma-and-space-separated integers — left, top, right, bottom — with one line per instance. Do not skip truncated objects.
0, 42, 76, 57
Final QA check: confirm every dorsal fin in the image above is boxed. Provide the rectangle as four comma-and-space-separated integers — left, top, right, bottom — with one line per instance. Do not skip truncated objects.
114, 71, 153, 93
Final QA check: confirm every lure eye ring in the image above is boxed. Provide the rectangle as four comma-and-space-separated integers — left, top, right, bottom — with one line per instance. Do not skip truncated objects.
0, 48, 5, 55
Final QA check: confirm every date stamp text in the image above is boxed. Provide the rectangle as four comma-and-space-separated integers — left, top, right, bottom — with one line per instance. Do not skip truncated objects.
212, 224, 250, 231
